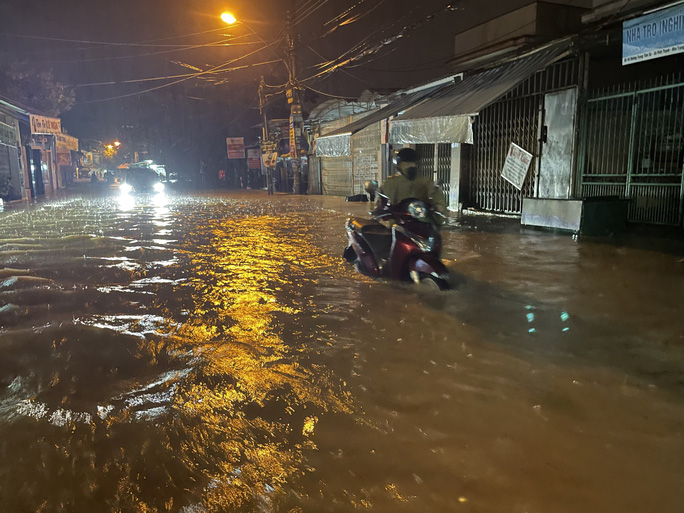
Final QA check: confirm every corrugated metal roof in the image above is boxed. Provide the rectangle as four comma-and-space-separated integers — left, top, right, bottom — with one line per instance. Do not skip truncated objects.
317, 80, 456, 139
394, 40, 572, 121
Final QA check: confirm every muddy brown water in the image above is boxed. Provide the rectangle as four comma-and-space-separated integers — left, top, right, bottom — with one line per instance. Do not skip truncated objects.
1, 191, 683, 512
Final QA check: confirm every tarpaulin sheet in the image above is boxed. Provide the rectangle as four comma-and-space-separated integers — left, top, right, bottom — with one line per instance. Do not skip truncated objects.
315, 133, 351, 157
393, 41, 571, 121
390, 115, 474, 144
315, 81, 455, 156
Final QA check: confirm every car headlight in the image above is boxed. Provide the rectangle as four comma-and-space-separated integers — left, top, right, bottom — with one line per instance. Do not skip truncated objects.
407, 200, 428, 220
120, 183, 133, 194
153, 182, 165, 193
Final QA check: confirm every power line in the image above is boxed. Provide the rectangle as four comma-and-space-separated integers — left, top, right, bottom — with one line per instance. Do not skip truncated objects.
72, 59, 281, 88
31, 35, 263, 65
75, 42, 277, 104
292, 0, 330, 26
300, 1, 462, 82
0, 31, 229, 48
301, 83, 356, 99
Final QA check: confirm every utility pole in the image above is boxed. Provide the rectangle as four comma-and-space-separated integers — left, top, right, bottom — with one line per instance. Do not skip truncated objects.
258, 76, 275, 194
286, 6, 304, 194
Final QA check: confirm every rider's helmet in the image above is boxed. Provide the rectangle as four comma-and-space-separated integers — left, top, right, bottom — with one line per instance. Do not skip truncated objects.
394, 148, 418, 180
396, 148, 417, 164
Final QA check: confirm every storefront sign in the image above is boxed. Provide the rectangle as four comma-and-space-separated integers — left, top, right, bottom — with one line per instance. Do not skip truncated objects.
226, 137, 245, 159
501, 142, 533, 190
30, 114, 61, 135
247, 148, 261, 169
55, 133, 79, 152
623, 3, 684, 65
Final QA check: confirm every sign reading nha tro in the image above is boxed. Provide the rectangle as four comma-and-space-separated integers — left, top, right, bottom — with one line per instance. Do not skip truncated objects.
501, 142, 533, 191
623, 3, 684, 65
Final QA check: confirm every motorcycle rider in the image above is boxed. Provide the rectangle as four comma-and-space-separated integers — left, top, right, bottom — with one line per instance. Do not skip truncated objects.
376, 147, 447, 225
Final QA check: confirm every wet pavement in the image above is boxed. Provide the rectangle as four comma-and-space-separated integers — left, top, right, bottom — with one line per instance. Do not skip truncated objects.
1, 187, 683, 512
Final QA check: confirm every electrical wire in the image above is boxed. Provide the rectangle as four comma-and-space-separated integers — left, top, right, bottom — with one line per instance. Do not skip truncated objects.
31, 35, 264, 65
292, 0, 330, 26
300, 83, 356, 99
324, 0, 365, 26
75, 42, 277, 104
0, 26, 237, 56
0, 32, 229, 48
306, 45, 373, 84
300, 1, 463, 82
72, 59, 282, 87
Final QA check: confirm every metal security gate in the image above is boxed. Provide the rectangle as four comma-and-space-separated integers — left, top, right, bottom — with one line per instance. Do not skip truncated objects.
321, 157, 352, 196
351, 123, 381, 194
406, 144, 452, 207
579, 76, 684, 225
436, 143, 451, 206
415, 144, 435, 179
470, 58, 580, 213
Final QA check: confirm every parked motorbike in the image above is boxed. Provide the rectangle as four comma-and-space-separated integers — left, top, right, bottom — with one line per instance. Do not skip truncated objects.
343, 188, 450, 290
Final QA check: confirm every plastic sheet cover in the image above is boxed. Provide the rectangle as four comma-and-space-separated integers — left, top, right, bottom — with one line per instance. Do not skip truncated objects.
315, 133, 351, 157
390, 115, 473, 145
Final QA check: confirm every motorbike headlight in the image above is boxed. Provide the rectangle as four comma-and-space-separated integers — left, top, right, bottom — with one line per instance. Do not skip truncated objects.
153, 182, 165, 193
120, 183, 133, 194
407, 200, 428, 219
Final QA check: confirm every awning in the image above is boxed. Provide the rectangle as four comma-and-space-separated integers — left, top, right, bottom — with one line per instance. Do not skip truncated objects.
390, 40, 573, 144
315, 80, 456, 157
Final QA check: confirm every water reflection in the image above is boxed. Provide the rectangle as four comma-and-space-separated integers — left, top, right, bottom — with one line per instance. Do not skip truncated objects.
0, 199, 353, 512
168, 212, 353, 511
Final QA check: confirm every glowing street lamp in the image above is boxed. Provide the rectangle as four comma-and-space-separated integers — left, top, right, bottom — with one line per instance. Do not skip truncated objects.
220, 12, 237, 25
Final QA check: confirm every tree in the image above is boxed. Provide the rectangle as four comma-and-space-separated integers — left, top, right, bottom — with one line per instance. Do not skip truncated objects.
0, 63, 75, 116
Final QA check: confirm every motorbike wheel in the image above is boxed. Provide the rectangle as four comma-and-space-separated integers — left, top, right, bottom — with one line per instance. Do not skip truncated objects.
418, 273, 450, 291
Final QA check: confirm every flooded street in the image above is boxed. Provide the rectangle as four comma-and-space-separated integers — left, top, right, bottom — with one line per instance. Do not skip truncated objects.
1, 189, 683, 512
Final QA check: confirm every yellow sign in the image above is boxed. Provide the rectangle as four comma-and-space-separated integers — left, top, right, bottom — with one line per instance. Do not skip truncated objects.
29, 114, 61, 135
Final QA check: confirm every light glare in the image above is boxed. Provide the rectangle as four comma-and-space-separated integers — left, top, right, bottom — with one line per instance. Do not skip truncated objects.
221, 12, 236, 24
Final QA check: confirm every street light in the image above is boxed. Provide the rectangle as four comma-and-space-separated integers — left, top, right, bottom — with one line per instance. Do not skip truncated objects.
218, 10, 303, 192
220, 12, 237, 25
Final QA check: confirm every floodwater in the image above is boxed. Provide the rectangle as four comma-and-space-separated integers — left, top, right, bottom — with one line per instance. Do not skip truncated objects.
1, 189, 683, 513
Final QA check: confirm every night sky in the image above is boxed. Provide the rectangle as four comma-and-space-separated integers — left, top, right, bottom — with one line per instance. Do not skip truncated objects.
0, 0, 529, 169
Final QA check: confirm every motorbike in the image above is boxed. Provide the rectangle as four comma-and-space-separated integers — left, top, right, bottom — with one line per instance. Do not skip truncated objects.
343, 189, 451, 291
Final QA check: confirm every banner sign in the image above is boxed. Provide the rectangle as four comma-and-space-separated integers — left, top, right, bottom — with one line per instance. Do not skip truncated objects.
55, 133, 79, 152
30, 114, 61, 135
247, 148, 261, 169
623, 3, 684, 65
501, 142, 533, 190
226, 137, 245, 159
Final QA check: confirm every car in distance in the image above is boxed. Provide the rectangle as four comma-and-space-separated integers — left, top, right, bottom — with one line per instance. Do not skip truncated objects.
119, 168, 165, 194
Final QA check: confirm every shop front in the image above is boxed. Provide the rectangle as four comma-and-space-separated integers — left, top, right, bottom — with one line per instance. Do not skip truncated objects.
55, 133, 79, 187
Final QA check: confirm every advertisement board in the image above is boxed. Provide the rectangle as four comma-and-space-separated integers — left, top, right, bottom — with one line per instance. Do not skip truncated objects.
623, 4, 684, 65
501, 142, 533, 190
247, 148, 261, 169
226, 137, 245, 159
55, 133, 79, 152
